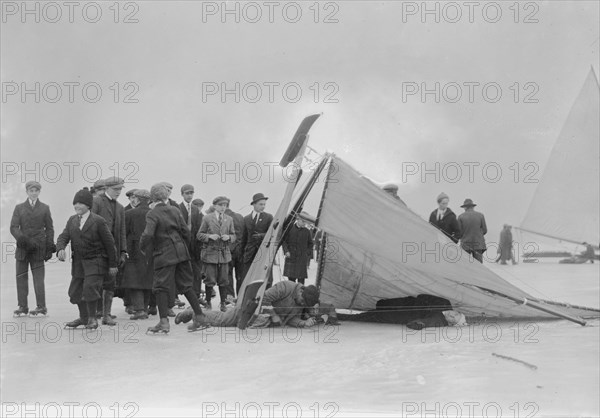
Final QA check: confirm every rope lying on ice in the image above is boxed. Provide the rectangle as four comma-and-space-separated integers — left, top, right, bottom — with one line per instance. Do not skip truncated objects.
492, 353, 538, 370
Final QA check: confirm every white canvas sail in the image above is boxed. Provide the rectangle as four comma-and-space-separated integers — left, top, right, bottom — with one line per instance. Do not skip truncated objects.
520, 68, 600, 246
313, 156, 599, 320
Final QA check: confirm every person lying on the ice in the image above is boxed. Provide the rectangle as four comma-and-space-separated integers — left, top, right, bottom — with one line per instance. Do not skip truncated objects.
577, 242, 595, 263
174, 280, 321, 327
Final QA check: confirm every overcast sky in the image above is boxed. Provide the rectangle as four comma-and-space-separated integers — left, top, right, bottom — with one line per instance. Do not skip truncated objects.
1, 1, 598, 250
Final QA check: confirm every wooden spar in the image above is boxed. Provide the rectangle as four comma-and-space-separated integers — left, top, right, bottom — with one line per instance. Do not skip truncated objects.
468, 284, 587, 326
514, 226, 598, 248
235, 114, 321, 321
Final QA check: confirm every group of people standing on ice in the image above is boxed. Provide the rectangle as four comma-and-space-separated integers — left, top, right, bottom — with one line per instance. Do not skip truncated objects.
10, 179, 320, 333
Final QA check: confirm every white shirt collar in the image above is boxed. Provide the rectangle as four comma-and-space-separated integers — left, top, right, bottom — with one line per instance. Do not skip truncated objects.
252, 210, 261, 219
79, 211, 91, 228
105, 193, 113, 201
28, 198, 37, 206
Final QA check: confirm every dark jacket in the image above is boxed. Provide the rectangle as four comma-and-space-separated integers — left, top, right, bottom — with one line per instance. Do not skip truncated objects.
122, 202, 153, 289
56, 212, 118, 276
458, 210, 487, 251
282, 224, 314, 279
92, 194, 127, 255
197, 212, 236, 264
241, 211, 273, 263
140, 202, 190, 269
261, 281, 304, 327
428, 208, 461, 244
10, 200, 55, 261
225, 208, 245, 258
179, 201, 203, 259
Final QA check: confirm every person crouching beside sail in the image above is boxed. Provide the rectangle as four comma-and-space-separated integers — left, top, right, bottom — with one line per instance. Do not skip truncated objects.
197, 196, 236, 313
57, 189, 118, 329
140, 184, 207, 334
175, 281, 321, 328
428, 192, 461, 244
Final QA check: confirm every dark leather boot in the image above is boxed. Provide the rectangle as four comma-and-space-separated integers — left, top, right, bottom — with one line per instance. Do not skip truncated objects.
102, 290, 117, 326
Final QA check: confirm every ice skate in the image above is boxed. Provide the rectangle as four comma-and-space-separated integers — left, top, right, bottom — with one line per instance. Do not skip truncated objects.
85, 317, 99, 330
29, 306, 48, 317
187, 313, 210, 332
147, 319, 170, 335
130, 311, 149, 320
64, 318, 86, 329
13, 306, 29, 317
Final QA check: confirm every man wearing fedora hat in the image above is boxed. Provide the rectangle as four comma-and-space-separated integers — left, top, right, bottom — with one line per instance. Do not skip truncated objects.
92, 176, 128, 325
197, 196, 236, 312
458, 199, 488, 263
241, 193, 273, 285
10, 181, 56, 317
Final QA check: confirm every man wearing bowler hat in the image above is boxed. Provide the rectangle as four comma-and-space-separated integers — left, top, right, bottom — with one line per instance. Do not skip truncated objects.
458, 199, 487, 263
92, 176, 128, 324
10, 181, 56, 317
241, 193, 273, 286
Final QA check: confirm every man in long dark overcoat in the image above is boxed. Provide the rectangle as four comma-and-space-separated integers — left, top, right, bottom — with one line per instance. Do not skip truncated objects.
122, 189, 154, 319
282, 215, 314, 285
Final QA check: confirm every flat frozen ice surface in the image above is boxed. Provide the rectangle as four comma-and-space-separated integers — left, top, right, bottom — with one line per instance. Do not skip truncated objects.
1, 259, 598, 417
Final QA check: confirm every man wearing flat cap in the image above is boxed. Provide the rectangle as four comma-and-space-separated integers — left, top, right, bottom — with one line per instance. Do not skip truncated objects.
92, 176, 128, 325
57, 189, 118, 329
91, 179, 106, 197
160, 182, 180, 208
197, 196, 236, 312
241, 193, 273, 286
179, 184, 204, 299
141, 183, 207, 333
382, 183, 406, 205
458, 199, 487, 263
124, 189, 139, 211
10, 181, 56, 317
